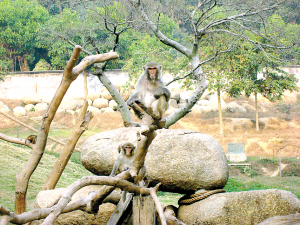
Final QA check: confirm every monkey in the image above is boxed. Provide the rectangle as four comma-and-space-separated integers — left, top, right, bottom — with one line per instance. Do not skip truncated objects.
126, 62, 171, 121
110, 142, 137, 176
25, 135, 37, 144
110, 142, 148, 201
110, 143, 148, 185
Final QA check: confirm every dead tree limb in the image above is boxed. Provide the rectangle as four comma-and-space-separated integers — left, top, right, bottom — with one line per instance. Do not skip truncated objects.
42, 100, 93, 191
14, 46, 119, 214
0, 133, 34, 149
0, 111, 71, 150
150, 187, 167, 225
0, 176, 160, 225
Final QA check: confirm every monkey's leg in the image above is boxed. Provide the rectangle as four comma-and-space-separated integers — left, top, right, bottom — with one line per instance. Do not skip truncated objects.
151, 97, 167, 121
131, 102, 154, 136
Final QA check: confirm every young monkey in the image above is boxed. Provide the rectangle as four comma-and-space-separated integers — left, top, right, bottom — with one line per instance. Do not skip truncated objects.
25, 135, 37, 144
110, 142, 148, 201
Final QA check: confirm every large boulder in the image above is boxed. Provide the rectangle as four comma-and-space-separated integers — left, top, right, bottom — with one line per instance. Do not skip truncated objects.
81, 128, 229, 193
87, 92, 101, 101
33, 185, 121, 225
25, 104, 35, 112
227, 101, 247, 113
177, 189, 300, 225
60, 100, 77, 111
13, 106, 27, 117
259, 213, 300, 225
35, 103, 48, 113
93, 98, 109, 109
0, 102, 11, 113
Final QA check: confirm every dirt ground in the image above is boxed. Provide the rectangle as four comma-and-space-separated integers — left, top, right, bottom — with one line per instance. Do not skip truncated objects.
1, 90, 300, 158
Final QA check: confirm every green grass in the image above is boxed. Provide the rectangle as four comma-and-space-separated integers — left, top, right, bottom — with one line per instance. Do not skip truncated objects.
1, 140, 300, 214
157, 191, 184, 207
0, 141, 93, 211
225, 176, 300, 199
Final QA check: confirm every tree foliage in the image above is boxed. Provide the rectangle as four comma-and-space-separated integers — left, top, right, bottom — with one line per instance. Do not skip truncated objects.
0, 0, 49, 72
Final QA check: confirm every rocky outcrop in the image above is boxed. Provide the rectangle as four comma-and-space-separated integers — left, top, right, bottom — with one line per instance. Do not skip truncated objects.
177, 189, 300, 225
227, 101, 247, 113
81, 128, 229, 193
33, 185, 121, 225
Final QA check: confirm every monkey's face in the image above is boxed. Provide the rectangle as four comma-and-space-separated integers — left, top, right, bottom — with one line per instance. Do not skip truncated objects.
147, 67, 158, 80
124, 146, 133, 156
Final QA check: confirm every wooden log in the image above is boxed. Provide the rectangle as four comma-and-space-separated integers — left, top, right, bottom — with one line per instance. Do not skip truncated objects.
133, 196, 156, 225
106, 192, 133, 225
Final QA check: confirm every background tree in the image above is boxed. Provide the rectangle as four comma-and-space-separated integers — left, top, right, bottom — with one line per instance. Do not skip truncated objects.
125, 0, 299, 128
227, 40, 298, 131
0, 0, 49, 72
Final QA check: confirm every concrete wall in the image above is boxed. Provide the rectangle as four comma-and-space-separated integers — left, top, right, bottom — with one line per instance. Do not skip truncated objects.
1, 66, 299, 101
0, 70, 130, 101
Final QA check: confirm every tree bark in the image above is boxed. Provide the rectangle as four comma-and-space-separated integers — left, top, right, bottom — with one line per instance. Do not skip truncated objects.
0, 176, 160, 225
14, 46, 119, 214
42, 101, 93, 190
255, 92, 259, 131
218, 88, 224, 136
165, 54, 208, 128
95, 71, 134, 127
127, 0, 208, 128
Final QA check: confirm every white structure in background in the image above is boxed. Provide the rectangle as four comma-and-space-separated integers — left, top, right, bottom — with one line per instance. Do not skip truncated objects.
226, 142, 247, 162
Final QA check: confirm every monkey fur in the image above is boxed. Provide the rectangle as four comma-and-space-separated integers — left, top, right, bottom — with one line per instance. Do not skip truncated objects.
127, 62, 171, 120
25, 135, 37, 144
110, 142, 147, 186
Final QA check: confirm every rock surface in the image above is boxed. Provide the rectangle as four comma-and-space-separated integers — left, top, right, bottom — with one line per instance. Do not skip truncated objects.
258, 213, 300, 225
81, 128, 229, 193
178, 189, 300, 225
13, 106, 27, 117
33, 185, 121, 225
93, 98, 109, 109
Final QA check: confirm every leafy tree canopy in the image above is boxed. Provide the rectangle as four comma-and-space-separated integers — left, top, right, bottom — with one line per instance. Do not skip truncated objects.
0, 0, 49, 71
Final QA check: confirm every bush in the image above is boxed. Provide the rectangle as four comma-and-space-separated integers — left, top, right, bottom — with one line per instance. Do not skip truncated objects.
33, 59, 51, 71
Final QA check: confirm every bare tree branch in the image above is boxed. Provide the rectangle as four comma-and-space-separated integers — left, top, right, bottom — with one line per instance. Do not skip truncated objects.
127, 0, 192, 58
14, 46, 119, 214
0, 176, 160, 225
42, 101, 93, 191
0, 111, 71, 150
0, 133, 34, 149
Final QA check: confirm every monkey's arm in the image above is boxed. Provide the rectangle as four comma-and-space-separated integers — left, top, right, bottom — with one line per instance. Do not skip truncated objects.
154, 87, 171, 101
126, 93, 140, 106
110, 158, 120, 176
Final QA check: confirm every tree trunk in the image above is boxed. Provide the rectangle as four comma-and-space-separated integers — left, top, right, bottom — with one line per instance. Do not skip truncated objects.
255, 92, 259, 131
133, 196, 156, 225
218, 88, 224, 136
14, 47, 119, 213
165, 55, 208, 128
42, 102, 93, 191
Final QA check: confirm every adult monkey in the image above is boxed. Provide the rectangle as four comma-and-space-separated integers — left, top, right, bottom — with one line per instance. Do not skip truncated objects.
127, 62, 171, 122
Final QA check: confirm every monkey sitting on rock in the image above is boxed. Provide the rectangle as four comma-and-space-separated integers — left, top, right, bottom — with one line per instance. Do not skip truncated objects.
110, 142, 147, 187
110, 142, 149, 201
127, 62, 171, 131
